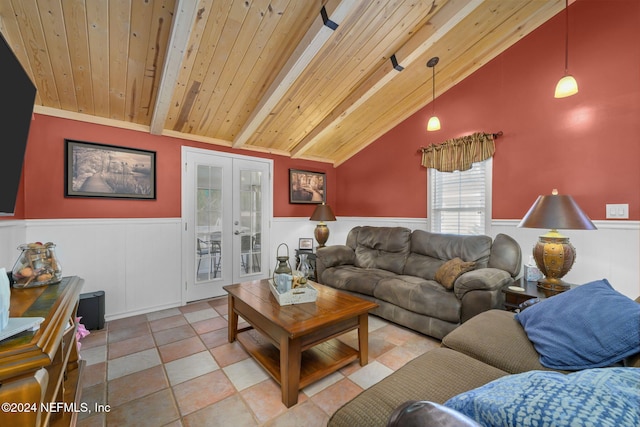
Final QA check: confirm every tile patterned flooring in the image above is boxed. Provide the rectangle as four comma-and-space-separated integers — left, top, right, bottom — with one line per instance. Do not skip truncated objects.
77, 296, 440, 426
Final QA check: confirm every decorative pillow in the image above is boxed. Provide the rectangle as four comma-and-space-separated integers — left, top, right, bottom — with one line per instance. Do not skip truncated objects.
434, 257, 475, 289
444, 368, 640, 427
515, 279, 640, 370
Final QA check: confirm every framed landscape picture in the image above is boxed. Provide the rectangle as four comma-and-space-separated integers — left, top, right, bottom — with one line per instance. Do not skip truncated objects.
289, 169, 326, 204
65, 139, 156, 199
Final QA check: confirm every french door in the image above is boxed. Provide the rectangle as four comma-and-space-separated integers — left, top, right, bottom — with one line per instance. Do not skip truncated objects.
182, 147, 271, 302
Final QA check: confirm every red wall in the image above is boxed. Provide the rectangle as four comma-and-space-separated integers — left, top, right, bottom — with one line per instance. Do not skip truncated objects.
19, 114, 336, 219
6, 0, 639, 222
336, 0, 640, 220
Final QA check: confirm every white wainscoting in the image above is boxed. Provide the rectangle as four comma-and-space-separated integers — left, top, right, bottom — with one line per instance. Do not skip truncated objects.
0, 220, 26, 270
492, 220, 640, 299
275, 217, 639, 299
1, 217, 637, 321
1, 218, 183, 321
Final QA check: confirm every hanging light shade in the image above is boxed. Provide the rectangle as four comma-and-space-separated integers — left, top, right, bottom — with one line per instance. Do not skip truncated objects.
555, 0, 578, 98
555, 75, 578, 98
426, 57, 440, 131
427, 116, 441, 132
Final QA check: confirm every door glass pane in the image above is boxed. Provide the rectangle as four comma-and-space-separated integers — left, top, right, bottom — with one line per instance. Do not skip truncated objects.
239, 169, 262, 275
196, 165, 222, 282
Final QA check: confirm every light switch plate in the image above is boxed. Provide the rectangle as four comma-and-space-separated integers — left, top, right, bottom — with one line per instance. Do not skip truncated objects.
606, 203, 629, 219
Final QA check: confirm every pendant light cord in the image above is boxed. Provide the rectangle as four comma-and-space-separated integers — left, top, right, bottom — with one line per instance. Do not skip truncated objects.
564, 0, 569, 74
432, 65, 436, 114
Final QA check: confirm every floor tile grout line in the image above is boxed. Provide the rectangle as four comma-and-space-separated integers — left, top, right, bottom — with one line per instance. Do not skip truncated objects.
81, 300, 440, 426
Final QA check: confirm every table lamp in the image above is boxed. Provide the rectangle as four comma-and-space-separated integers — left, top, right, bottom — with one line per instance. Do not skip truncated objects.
310, 203, 336, 248
518, 189, 596, 291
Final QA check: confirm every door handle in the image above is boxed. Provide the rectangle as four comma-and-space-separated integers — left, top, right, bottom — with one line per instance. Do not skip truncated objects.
234, 230, 241, 235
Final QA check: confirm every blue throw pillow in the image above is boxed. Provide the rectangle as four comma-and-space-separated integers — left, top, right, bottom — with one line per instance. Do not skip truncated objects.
444, 368, 640, 427
515, 279, 640, 370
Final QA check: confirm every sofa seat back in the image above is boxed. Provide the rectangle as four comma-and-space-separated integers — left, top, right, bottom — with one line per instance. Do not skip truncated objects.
351, 226, 412, 275
404, 230, 492, 280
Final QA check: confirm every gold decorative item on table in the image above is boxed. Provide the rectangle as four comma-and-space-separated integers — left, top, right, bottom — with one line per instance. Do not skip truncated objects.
11, 242, 62, 288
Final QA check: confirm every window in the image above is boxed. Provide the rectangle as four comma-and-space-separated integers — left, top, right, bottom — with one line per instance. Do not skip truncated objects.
428, 159, 492, 235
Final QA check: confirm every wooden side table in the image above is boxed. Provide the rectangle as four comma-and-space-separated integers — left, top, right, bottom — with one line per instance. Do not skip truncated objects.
502, 277, 575, 312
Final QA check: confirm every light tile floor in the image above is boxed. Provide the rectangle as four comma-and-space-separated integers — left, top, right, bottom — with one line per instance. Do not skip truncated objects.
77, 296, 440, 426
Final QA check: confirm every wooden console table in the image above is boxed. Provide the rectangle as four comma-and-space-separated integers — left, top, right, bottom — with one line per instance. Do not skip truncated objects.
0, 276, 84, 427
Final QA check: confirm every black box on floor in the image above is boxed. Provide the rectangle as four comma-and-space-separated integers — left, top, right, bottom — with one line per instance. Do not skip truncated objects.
77, 291, 105, 330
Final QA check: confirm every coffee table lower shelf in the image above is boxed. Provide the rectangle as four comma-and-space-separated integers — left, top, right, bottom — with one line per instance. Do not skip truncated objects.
236, 329, 358, 390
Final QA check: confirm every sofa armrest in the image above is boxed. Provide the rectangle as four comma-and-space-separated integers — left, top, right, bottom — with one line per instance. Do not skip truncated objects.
453, 268, 513, 300
315, 245, 356, 283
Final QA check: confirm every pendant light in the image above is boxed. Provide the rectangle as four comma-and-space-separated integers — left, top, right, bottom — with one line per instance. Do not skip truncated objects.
554, 0, 578, 98
426, 57, 441, 131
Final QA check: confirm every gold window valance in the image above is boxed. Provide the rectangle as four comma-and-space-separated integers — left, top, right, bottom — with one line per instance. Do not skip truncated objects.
420, 132, 500, 172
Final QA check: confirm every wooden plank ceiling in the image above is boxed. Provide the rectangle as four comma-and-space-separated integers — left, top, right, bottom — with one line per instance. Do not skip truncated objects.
0, 0, 564, 166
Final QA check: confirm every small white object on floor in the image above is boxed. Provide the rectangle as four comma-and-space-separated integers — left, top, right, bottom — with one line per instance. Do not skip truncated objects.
508, 286, 525, 292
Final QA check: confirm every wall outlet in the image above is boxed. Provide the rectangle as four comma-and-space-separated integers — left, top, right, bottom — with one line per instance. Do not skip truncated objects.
606, 203, 629, 219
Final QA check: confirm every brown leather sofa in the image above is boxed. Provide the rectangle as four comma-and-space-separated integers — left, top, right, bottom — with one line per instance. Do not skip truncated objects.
315, 226, 522, 339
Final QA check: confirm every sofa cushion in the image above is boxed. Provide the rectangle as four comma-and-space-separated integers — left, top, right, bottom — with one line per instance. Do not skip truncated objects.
444, 368, 640, 427
410, 230, 492, 267
515, 279, 640, 370
374, 276, 461, 323
442, 309, 551, 374
434, 258, 476, 289
403, 253, 444, 281
320, 265, 395, 296
328, 348, 508, 427
353, 226, 411, 274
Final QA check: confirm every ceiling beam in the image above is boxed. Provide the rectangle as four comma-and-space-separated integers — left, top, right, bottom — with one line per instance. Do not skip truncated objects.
231, 0, 359, 149
291, 0, 485, 159
149, 0, 199, 135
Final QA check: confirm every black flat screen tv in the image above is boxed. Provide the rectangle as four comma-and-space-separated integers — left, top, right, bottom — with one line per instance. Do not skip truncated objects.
0, 32, 37, 215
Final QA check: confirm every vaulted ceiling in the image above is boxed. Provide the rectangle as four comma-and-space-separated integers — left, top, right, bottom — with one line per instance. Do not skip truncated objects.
0, 0, 565, 166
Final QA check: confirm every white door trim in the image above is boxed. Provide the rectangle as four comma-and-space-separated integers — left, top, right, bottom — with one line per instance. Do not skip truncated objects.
181, 146, 273, 304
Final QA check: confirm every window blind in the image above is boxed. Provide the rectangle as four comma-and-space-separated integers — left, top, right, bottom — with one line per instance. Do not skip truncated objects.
429, 159, 492, 235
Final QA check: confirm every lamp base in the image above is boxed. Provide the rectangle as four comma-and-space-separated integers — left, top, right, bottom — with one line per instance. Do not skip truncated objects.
536, 279, 571, 293
314, 223, 330, 248
532, 232, 576, 292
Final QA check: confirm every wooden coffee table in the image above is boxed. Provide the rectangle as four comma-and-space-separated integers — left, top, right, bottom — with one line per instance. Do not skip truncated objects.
224, 279, 378, 407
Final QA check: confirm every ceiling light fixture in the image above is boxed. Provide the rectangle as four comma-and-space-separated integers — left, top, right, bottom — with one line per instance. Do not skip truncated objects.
554, 0, 578, 98
426, 57, 441, 131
